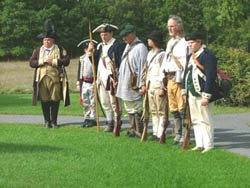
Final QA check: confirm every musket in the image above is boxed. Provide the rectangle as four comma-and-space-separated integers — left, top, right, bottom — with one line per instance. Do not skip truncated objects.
182, 93, 191, 150
141, 65, 150, 142
110, 53, 121, 137
89, 22, 100, 132
141, 92, 149, 141
182, 46, 191, 150
159, 76, 169, 144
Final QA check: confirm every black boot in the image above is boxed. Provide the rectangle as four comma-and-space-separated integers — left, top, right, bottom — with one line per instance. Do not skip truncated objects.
51, 101, 60, 128
41, 101, 51, 128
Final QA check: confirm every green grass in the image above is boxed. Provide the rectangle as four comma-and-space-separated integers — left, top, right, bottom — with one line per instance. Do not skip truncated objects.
0, 123, 250, 188
0, 93, 250, 116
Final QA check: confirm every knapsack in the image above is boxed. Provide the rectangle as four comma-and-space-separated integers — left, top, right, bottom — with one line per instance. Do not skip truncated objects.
210, 69, 232, 101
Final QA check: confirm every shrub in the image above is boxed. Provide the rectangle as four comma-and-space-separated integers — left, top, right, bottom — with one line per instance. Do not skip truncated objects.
209, 45, 250, 106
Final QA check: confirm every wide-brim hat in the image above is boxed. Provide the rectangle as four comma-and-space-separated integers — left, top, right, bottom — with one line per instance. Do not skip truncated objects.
147, 30, 164, 45
37, 19, 57, 39
77, 39, 98, 48
92, 23, 118, 33
120, 24, 135, 37
185, 32, 203, 41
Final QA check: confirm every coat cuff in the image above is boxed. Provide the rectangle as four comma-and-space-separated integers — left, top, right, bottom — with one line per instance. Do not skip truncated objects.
202, 92, 212, 99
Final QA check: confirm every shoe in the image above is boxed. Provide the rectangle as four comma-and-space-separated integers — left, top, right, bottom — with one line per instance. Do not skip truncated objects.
151, 135, 159, 141
104, 125, 114, 132
85, 120, 97, 128
51, 122, 59, 129
172, 140, 179, 145
178, 142, 183, 146
81, 119, 88, 127
202, 148, 213, 153
191, 146, 202, 151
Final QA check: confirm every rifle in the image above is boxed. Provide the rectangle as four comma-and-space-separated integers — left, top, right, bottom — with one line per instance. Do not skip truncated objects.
110, 53, 121, 137
182, 94, 191, 150
89, 22, 100, 132
141, 65, 150, 142
159, 76, 169, 144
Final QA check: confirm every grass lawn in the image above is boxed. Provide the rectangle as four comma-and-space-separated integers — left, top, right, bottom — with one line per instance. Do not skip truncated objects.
0, 123, 250, 188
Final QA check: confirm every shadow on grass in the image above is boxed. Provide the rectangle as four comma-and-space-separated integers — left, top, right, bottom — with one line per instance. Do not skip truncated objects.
215, 128, 250, 149
0, 142, 63, 153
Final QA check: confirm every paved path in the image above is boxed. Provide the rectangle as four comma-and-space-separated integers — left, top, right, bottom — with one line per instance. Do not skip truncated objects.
0, 113, 250, 158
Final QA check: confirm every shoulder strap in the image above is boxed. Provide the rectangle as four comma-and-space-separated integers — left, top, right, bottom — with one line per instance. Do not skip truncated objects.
121, 41, 142, 60
192, 53, 204, 70
148, 49, 164, 66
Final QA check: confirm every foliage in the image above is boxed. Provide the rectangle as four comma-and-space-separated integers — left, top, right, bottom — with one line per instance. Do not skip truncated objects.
0, 0, 249, 59
210, 44, 250, 106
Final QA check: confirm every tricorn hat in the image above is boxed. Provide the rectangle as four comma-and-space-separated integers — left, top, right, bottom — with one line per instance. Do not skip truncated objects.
37, 19, 57, 39
147, 30, 164, 45
77, 39, 98, 48
120, 24, 135, 37
92, 23, 118, 33
185, 32, 203, 41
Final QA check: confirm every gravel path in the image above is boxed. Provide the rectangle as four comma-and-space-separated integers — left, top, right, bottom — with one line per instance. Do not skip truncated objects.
0, 113, 249, 158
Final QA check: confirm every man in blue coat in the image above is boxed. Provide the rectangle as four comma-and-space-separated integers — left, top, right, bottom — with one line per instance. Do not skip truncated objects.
182, 32, 217, 153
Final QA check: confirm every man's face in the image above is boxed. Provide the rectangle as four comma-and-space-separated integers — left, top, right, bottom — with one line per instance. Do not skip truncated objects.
100, 32, 112, 43
147, 38, 154, 48
167, 19, 180, 38
188, 40, 202, 53
43, 38, 54, 48
122, 32, 135, 44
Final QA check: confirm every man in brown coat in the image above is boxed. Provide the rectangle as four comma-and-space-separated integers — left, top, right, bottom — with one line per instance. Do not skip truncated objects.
29, 19, 70, 128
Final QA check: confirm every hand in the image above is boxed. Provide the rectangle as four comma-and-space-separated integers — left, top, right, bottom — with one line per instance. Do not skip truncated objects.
201, 98, 209, 106
45, 57, 53, 65
182, 95, 187, 104
113, 81, 118, 89
87, 42, 95, 52
158, 89, 165, 97
139, 85, 147, 95
76, 85, 80, 92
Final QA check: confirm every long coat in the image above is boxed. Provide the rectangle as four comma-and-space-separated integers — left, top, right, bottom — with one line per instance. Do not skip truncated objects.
29, 46, 70, 106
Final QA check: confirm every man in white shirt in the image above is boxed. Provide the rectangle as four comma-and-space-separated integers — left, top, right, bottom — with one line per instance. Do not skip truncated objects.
161, 15, 188, 145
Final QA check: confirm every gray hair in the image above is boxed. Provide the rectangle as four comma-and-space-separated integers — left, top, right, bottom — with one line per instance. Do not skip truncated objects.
168, 15, 184, 36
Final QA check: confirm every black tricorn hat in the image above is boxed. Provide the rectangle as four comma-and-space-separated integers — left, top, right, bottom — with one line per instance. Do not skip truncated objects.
185, 32, 203, 41
92, 23, 118, 33
147, 30, 164, 45
77, 39, 98, 48
37, 19, 57, 39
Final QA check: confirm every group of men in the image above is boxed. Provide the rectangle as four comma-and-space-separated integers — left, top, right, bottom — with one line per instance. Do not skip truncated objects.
30, 15, 217, 153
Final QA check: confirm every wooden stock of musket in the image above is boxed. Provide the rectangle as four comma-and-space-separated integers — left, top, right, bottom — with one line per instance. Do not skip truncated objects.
140, 65, 150, 142
141, 92, 149, 142
182, 96, 191, 150
110, 54, 121, 137
89, 23, 100, 132
159, 77, 169, 144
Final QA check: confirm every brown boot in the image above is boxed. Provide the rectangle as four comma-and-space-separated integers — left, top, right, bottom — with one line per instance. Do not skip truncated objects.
104, 120, 114, 132
134, 113, 143, 137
